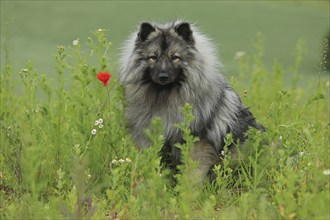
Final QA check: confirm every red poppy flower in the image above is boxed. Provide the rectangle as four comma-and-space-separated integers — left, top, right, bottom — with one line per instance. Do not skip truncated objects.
97, 72, 112, 86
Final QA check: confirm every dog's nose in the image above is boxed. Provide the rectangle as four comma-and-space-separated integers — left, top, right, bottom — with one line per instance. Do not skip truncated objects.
158, 72, 169, 83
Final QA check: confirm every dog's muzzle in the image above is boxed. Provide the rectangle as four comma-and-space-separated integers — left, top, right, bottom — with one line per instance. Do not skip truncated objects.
158, 72, 170, 85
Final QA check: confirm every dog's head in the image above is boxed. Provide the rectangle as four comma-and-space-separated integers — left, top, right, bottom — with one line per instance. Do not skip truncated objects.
120, 20, 222, 92
134, 21, 197, 87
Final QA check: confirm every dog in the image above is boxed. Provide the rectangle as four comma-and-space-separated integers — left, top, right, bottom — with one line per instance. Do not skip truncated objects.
119, 20, 265, 180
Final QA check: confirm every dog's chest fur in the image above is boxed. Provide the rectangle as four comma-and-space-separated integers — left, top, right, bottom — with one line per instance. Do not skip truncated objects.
125, 83, 189, 148
124, 82, 239, 150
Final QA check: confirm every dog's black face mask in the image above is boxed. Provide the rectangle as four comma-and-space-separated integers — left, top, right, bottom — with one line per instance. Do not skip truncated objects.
136, 22, 194, 88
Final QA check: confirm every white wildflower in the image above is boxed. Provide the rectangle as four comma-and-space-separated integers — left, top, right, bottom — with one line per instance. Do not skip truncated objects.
99, 124, 104, 129
21, 68, 28, 72
234, 51, 247, 60
322, 169, 330, 175
279, 135, 283, 141
111, 157, 131, 165
72, 39, 79, 46
91, 129, 97, 135
98, 118, 103, 124
221, 151, 225, 156
95, 120, 100, 126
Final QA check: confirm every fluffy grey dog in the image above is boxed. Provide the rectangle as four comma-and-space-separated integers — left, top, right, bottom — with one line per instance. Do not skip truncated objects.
119, 20, 264, 180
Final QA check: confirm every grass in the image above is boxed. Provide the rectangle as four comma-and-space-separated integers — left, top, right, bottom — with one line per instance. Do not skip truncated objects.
0, 26, 329, 219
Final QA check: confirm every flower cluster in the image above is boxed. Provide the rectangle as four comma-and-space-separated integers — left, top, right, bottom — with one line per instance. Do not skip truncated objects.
91, 118, 104, 135
111, 157, 132, 164
95, 118, 104, 128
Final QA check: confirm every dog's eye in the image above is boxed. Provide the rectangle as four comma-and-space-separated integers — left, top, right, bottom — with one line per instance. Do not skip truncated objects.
148, 55, 158, 61
171, 55, 180, 61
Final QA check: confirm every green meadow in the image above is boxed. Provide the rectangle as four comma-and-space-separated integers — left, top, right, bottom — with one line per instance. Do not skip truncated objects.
1, 1, 329, 219
1, 1, 329, 79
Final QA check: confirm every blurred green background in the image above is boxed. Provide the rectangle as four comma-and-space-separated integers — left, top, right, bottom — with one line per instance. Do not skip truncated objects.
1, 1, 329, 81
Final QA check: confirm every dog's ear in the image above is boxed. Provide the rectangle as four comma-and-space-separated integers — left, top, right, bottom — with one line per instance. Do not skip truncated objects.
137, 22, 155, 42
175, 22, 193, 43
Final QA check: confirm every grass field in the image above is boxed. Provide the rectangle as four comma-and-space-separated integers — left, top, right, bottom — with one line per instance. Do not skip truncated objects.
1, 1, 330, 219
1, 1, 329, 81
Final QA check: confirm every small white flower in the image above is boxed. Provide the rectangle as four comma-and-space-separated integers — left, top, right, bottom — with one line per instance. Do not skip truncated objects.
125, 157, 132, 163
99, 124, 104, 129
111, 159, 118, 164
221, 151, 225, 156
234, 51, 247, 60
21, 68, 28, 72
322, 169, 330, 175
118, 159, 125, 163
279, 136, 283, 141
72, 39, 79, 46
91, 129, 97, 135
98, 118, 103, 124
97, 28, 104, 32
299, 151, 305, 157
95, 120, 99, 126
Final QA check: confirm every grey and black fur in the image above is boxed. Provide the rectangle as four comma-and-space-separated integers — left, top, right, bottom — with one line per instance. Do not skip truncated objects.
119, 20, 264, 180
